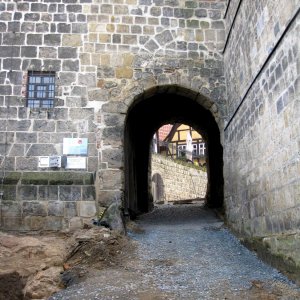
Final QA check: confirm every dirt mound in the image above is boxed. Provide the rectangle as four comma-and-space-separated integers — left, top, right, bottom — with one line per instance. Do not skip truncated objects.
61, 226, 134, 287
0, 226, 134, 299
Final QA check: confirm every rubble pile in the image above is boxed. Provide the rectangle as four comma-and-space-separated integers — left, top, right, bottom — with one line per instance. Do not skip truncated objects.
0, 226, 133, 300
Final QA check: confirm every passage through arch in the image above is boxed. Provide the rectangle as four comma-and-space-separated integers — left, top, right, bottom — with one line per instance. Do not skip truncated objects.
124, 87, 224, 216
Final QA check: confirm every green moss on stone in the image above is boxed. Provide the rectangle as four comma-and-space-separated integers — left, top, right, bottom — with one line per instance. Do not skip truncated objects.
21, 172, 50, 185
2, 172, 21, 184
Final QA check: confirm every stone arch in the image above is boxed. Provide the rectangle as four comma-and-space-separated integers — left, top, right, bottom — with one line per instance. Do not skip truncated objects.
122, 84, 224, 216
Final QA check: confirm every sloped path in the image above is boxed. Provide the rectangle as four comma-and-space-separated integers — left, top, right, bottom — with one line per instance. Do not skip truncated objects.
50, 204, 300, 299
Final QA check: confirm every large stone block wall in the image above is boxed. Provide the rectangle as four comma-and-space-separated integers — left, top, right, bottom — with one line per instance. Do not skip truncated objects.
151, 154, 207, 202
0, 171, 96, 230
224, 0, 300, 273
224, 0, 299, 117
0, 0, 227, 230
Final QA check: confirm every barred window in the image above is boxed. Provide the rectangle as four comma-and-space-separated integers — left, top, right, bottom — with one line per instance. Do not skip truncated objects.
26, 71, 55, 108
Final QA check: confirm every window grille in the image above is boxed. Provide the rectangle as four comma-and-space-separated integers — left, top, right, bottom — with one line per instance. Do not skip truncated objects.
26, 71, 55, 108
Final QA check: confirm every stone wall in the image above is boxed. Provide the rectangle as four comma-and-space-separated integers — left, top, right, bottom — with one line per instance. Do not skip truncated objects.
224, 0, 300, 274
0, 171, 96, 230
151, 154, 207, 202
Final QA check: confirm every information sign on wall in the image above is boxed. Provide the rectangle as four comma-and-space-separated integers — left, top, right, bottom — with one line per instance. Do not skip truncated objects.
65, 157, 86, 169
63, 138, 88, 155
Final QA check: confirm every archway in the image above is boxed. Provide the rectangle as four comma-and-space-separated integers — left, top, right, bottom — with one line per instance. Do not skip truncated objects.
124, 87, 223, 216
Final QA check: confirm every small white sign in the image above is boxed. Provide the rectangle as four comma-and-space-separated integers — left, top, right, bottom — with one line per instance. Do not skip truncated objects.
38, 156, 50, 168
65, 157, 86, 169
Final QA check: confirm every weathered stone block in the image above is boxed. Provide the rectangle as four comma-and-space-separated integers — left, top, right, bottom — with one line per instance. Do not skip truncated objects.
38, 186, 59, 201
56, 121, 77, 132
87, 156, 98, 172
0, 46, 20, 58
44, 34, 61, 46
22, 59, 42, 71
39, 47, 57, 59
1, 201, 21, 217
78, 73, 96, 87
31, 3, 47, 12
18, 185, 37, 201
82, 186, 96, 201
72, 23, 87, 33
103, 113, 125, 127
97, 190, 123, 207
59, 72, 76, 85
64, 202, 78, 218
33, 120, 55, 132
53, 14, 67, 22
16, 157, 38, 171
208, 10, 221, 20
27, 144, 58, 156
16, 132, 37, 144
8, 144, 25, 156
2, 185, 16, 200
36, 23, 49, 32
0, 85, 12, 96
2, 217, 22, 230
0, 12, 12, 21
212, 20, 224, 29
58, 47, 77, 59
69, 108, 94, 120
88, 88, 107, 101
57, 23, 71, 33
102, 148, 123, 169
23, 201, 47, 217
0, 107, 17, 118
8, 71, 22, 85
21, 46, 37, 58
116, 67, 133, 79
7, 120, 31, 131
155, 30, 173, 46
59, 186, 81, 201
43, 59, 61, 71
17, 2, 29, 11
48, 201, 64, 217
67, 5, 82, 13
174, 8, 193, 18
97, 66, 115, 78
62, 34, 82, 47
24, 13, 40, 22
98, 169, 123, 190
144, 39, 159, 52
79, 201, 96, 217
3, 58, 21, 70
101, 4, 113, 14
27, 34, 43, 45
3, 32, 25, 45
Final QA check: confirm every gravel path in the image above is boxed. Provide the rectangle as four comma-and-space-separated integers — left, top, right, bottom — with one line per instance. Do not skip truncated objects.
50, 203, 300, 299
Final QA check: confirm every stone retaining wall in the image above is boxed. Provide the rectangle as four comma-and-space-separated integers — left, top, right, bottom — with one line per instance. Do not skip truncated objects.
0, 171, 96, 230
151, 154, 207, 202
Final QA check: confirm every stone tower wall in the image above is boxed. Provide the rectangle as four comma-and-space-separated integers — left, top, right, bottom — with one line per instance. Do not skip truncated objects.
0, 0, 226, 230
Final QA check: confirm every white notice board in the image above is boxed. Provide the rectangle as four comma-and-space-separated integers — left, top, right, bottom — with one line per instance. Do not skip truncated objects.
63, 138, 88, 155
65, 157, 86, 169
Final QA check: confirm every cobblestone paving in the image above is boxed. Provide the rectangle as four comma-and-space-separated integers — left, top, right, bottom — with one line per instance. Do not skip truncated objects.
50, 204, 300, 299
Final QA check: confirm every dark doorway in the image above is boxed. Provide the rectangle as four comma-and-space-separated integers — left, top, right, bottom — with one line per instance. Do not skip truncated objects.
124, 90, 223, 216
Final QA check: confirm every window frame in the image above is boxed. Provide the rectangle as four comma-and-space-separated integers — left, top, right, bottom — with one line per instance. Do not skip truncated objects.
26, 71, 56, 108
